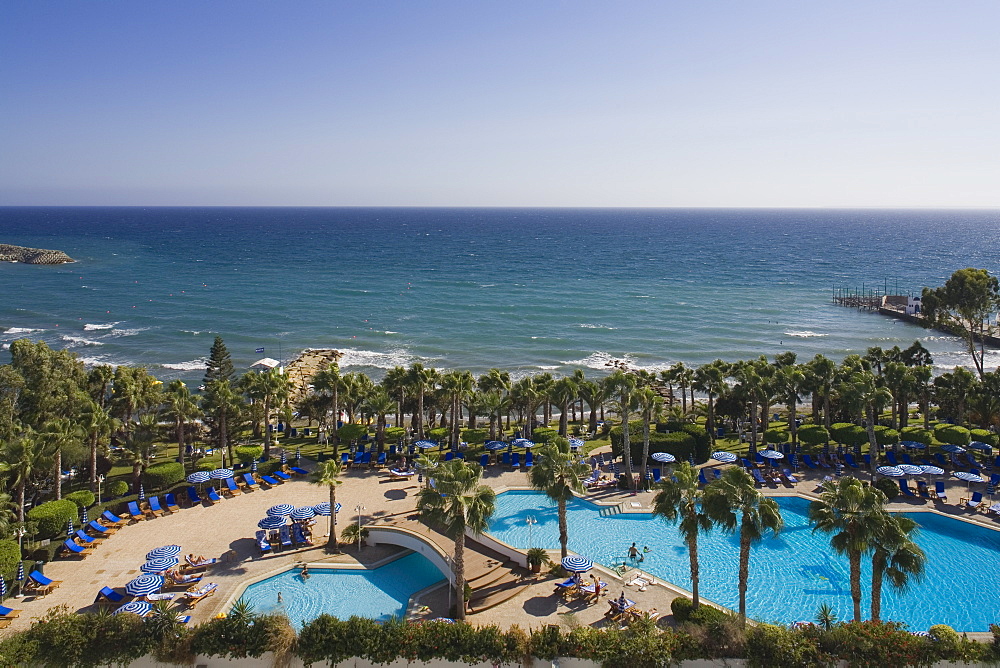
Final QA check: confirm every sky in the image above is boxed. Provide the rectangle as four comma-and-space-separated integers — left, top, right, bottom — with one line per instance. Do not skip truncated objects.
2, 1, 999, 208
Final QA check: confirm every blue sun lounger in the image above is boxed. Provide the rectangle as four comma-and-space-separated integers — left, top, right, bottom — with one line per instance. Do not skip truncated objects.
479, 453, 489, 467
886, 451, 899, 466
148, 496, 164, 515
27, 571, 61, 596
935, 453, 949, 468
968, 491, 984, 510
255, 530, 271, 553
279, 525, 293, 548
273, 470, 292, 481
127, 501, 144, 521
373, 454, 386, 469
241, 473, 258, 489
186, 486, 202, 505
802, 455, 819, 469
934, 481, 947, 502
698, 469, 709, 485
205, 487, 222, 503
781, 468, 799, 483
525, 452, 534, 469
901, 453, 914, 466
224, 477, 242, 495
101, 510, 127, 526
164, 493, 180, 511
259, 474, 280, 487
87, 520, 112, 536
61, 538, 94, 557
95, 586, 127, 605
340, 452, 350, 466
75, 529, 97, 544
511, 452, 521, 469
444, 452, 454, 462
844, 453, 860, 468
651, 468, 662, 483
898, 479, 917, 497
750, 468, 767, 486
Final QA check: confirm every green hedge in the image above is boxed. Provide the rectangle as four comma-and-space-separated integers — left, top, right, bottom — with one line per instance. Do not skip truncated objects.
0, 540, 20, 580
27, 499, 78, 540
385, 427, 407, 441
970, 429, 998, 447
874, 426, 899, 446
63, 490, 95, 509
532, 427, 558, 443
234, 445, 263, 464
831, 424, 868, 448
610, 426, 702, 465
461, 428, 489, 444
797, 425, 829, 447
107, 480, 130, 497
762, 428, 787, 445
143, 462, 185, 490
900, 426, 933, 445
936, 424, 971, 446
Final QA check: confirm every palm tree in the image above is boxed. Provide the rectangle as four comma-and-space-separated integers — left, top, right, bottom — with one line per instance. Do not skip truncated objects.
478, 368, 512, 431
808, 476, 887, 622
636, 387, 662, 483
125, 414, 159, 494
806, 354, 837, 432
550, 377, 578, 437
312, 363, 343, 445
577, 380, 605, 435
608, 370, 637, 488
311, 459, 343, 552
693, 361, 726, 447
407, 363, 436, 439
529, 437, 591, 558
870, 513, 925, 622
78, 399, 119, 493
441, 370, 474, 449
774, 364, 807, 445
162, 380, 198, 468
416, 459, 496, 621
244, 368, 290, 458
39, 417, 80, 500
703, 467, 783, 625
364, 388, 395, 453
652, 462, 713, 610
382, 365, 409, 432
0, 430, 51, 522
201, 379, 242, 463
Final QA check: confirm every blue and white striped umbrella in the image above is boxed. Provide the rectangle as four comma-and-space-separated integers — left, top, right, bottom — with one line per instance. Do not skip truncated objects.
568, 438, 585, 449
290, 506, 316, 520
258, 516, 287, 529
561, 555, 593, 573
651, 452, 676, 463
876, 466, 904, 477
210, 468, 234, 480
66, 519, 74, 535
251, 461, 258, 472
267, 503, 295, 517
312, 502, 341, 516
513, 439, 535, 448
138, 485, 145, 501
414, 440, 438, 449
969, 441, 993, 452
954, 471, 984, 483
125, 574, 164, 597
920, 465, 945, 475
942, 444, 966, 454
485, 441, 507, 451
760, 450, 784, 460
16, 562, 24, 583
711, 451, 737, 464
186, 471, 211, 484
114, 600, 153, 616
81, 507, 89, 524
141, 556, 179, 573
0, 575, 6, 600
898, 464, 923, 475
146, 545, 182, 560
900, 441, 926, 450
281, 450, 287, 464
296, 447, 301, 460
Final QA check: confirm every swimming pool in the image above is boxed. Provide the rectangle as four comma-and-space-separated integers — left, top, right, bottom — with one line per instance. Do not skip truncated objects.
487, 490, 1000, 631
237, 551, 447, 627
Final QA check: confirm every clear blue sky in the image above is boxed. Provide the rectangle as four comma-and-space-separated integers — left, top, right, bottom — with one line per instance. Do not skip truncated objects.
2, 1, 998, 207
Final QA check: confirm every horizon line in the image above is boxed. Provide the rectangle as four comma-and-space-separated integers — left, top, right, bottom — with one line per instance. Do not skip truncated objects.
2, 204, 1000, 211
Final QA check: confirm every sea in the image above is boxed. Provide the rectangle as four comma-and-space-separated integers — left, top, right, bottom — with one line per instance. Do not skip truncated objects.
2, 207, 999, 384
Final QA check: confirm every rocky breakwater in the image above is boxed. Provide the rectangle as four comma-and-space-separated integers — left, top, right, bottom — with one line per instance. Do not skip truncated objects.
0, 244, 75, 264
285, 349, 344, 402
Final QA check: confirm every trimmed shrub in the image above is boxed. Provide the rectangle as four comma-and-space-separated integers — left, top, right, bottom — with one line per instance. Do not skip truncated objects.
746, 623, 823, 668
929, 624, 960, 646
830, 422, 857, 444
461, 428, 489, 444
27, 499, 79, 540
670, 596, 694, 623
797, 424, 829, 447
63, 490, 95, 509
900, 426, 933, 445
874, 477, 900, 501
762, 428, 788, 445
234, 445, 263, 464
531, 427, 558, 443
688, 604, 729, 626
107, 480, 129, 497
874, 426, 899, 446
143, 462, 184, 491
936, 424, 971, 446
611, 427, 698, 464
385, 427, 406, 441
426, 427, 449, 442
337, 423, 368, 442
970, 429, 998, 447
838, 425, 869, 449
0, 540, 20, 579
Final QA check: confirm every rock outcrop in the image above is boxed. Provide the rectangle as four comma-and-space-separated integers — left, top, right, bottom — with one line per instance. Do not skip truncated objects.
0, 244, 75, 264
285, 349, 344, 401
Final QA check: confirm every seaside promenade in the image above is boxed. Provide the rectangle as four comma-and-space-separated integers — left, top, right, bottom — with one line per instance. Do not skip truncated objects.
1, 450, 996, 636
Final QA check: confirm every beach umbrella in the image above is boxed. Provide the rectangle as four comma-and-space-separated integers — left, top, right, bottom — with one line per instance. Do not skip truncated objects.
16, 562, 24, 585
414, 440, 437, 449
429, 617, 455, 624
898, 464, 923, 475
710, 451, 737, 464
920, 465, 944, 476
0, 575, 6, 601
485, 441, 507, 451
251, 461, 258, 472
281, 450, 287, 465
141, 556, 179, 573
146, 545, 182, 560
688, 452, 695, 465
953, 471, 984, 491
312, 501, 340, 515
296, 447, 301, 460
81, 507, 89, 524
138, 485, 145, 501
513, 439, 535, 448
186, 471, 210, 484
651, 452, 676, 463
969, 441, 993, 452
568, 438, 585, 449
125, 574, 164, 597
291, 506, 316, 520
561, 555, 593, 573
760, 450, 784, 460
267, 503, 295, 517
210, 468, 234, 480
114, 600, 153, 616
258, 516, 287, 530
876, 466, 904, 477
900, 441, 926, 450
66, 519, 74, 535
942, 444, 966, 454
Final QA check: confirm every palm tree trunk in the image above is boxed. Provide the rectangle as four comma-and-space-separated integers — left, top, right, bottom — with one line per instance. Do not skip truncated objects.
417, 390, 425, 439
54, 450, 62, 500
90, 431, 99, 493
18, 482, 26, 523
738, 520, 751, 625
176, 417, 185, 468
453, 531, 467, 621
689, 534, 700, 610
263, 398, 272, 456
622, 408, 634, 489
133, 462, 142, 495
559, 400, 568, 436
329, 485, 340, 552
641, 416, 650, 484
871, 551, 885, 622
558, 498, 569, 559
789, 396, 797, 445
849, 549, 862, 622
824, 393, 832, 431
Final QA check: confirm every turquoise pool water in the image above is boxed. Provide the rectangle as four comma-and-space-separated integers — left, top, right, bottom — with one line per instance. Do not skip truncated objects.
238, 551, 447, 627
487, 490, 1000, 631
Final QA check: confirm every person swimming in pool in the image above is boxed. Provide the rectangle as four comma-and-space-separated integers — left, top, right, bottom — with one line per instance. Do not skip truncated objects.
628, 543, 639, 560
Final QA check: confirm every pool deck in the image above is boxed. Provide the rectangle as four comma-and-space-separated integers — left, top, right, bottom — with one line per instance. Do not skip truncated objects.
2, 450, 997, 638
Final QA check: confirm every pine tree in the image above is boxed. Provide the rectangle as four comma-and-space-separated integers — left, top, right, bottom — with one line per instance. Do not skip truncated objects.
204, 336, 235, 386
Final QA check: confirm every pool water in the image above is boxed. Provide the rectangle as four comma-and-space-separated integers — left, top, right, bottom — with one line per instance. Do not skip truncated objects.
487, 490, 1000, 631
238, 551, 447, 627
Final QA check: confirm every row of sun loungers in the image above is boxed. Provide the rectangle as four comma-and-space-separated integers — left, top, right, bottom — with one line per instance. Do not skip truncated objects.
255, 523, 314, 554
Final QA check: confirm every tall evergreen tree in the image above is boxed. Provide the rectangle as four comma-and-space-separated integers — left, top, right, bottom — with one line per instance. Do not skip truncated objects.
204, 336, 235, 386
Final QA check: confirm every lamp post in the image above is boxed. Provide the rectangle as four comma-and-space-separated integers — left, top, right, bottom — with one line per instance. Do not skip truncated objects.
355, 504, 365, 553
14, 527, 26, 598
526, 515, 537, 547
97, 474, 105, 503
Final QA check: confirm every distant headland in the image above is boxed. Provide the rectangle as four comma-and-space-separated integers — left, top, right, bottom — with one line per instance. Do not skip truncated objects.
0, 244, 74, 264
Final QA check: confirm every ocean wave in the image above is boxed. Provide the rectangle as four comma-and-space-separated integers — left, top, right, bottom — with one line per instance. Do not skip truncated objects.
181, 330, 205, 335
160, 358, 209, 371
83, 322, 118, 331
537, 365, 559, 370
784, 331, 827, 338
383, 331, 398, 335
1, 343, 9, 351
561, 351, 632, 370
76, 354, 129, 368
633, 295, 654, 299
578, 324, 617, 330
3, 327, 42, 335
338, 347, 418, 370
109, 327, 150, 337
60, 334, 104, 346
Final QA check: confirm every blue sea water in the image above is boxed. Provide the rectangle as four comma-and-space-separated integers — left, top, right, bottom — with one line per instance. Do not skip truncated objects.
487, 490, 1000, 631
2, 207, 999, 381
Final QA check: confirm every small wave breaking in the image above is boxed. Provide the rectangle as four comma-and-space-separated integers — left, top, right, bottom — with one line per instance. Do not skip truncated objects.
60, 334, 104, 347
160, 358, 209, 371
784, 330, 827, 338
83, 322, 118, 331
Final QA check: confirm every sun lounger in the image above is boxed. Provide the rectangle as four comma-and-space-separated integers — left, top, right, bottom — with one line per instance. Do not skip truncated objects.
147, 496, 164, 516
898, 479, 917, 497
606, 598, 637, 620
479, 453, 490, 467
511, 452, 521, 469
340, 452, 350, 467
88, 519, 115, 536
224, 477, 242, 496
290, 464, 310, 475
28, 571, 63, 597
128, 501, 144, 521
255, 529, 272, 553
781, 468, 799, 484
182, 582, 218, 608
143, 592, 175, 602
205, 487, 222, 503
935, 481, 948, 502
94, 586, 127, 606
554, 578, 578, 597
292, 523, 313, 546
525, 452, 534, 469
916, 480, 932, 498
844, 454, 860, 468
501, 452, 511, 466
0, 605, 22, 619
989, 502, 1000, 517
259, 474, 280, 487
802, 455, 819, 469
241, 473, 258, 490
885, 451, 899, 466
164, 493, 180, 511
186, 486, 203, 505
967, 492, 984, 510
935, 453, 949, 468
651, 468, 661, 483
75, 529, 98, 544
750, 468, 767, 487
273, 470, 292, 481
61, 538, 96, 557
279, 525, 293, 548
389, 468, 416, 480
698, 469, 709, 486
901, 453, 914, 466
101, 510, 127, 526
444, 451, 454, 462
373, 453, 386, 469
165, 572, 202, 588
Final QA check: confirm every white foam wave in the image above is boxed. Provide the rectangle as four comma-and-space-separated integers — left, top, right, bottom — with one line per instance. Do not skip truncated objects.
1, 343, 9, 351
109, 327, 150, 337
338, 347, 417, 370
76, 355, 127, 368
83, 322, 118, 331
578, 323, 617, 330
561, 351, 633, 370
4, 327, 41, 335
60, 334, 104, 347
181, 330, 204, 335
160, 358, 208, 371
633, 295, 653, 299
784, 330, 827, 338
538, 365, 559, 370
383, 331, 398, 335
